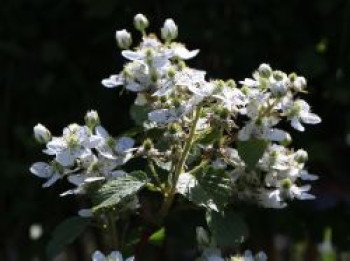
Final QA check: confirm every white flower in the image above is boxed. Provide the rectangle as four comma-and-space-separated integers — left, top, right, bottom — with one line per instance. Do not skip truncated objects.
161, 18, 178, 41
34, 123, 51, 143
92, 250, 134, 261
95, 126, 135, 164
285, 99, 321, 131
115, 29, 132, 49
238, 120, 288, 142
133, 13, 149, 32
45, 124, 101, 167
30, 162, 61, 187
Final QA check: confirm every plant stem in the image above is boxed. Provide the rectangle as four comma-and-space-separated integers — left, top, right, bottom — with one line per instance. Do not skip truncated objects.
107, 211, 119, 250
148, 159, 162, 188
159, 106, 202, 217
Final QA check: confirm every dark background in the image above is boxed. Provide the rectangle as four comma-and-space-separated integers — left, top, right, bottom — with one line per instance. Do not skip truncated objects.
1, 0, 350, 260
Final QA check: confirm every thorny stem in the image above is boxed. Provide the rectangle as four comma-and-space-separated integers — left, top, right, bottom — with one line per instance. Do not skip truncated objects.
159, 106, 202, 218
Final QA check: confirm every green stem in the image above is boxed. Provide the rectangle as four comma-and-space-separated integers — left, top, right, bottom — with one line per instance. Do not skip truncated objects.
107, 211, 119, 250
159, 106, 202, 217
148, 159, 162, 188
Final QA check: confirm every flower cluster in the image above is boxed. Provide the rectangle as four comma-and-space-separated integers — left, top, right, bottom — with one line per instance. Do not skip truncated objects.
30, 13, 322, 260
30, 111, 136, 197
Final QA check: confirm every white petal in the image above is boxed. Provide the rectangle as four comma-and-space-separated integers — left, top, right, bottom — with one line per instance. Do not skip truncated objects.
116, 137, 135, 153
300, 170, 318, 181
42, 173, 60, 188
78, 209, 93, 218
239, 78, 258, 87
46, 138, 65, 152
176, 173, 196, 195
126, 82, 145, 92
148, 109, 178, 124
95, 125, 109, 138
56, 151, 75, 166
174, 47, 199, 59
67, 174, 85, 186
121, 50, 142, 61
109, 251, 124, 261
101, 75, 123, 88
268, 129, 288, 141
291, 118, 305, 131
300, 113, 321, 124
92, 251, 106, 261
84, 177, 105, 183
30, 162, 52, 178
87, 135, 103, 148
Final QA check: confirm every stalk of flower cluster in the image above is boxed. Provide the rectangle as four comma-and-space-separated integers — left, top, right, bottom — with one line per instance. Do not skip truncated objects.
159, 106, 202, 217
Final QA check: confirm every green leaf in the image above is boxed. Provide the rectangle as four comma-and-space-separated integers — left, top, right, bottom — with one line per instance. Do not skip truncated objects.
183, 167, 232, 211
197, 127, 221, 145
130, 104, 151, 126
92, 175, 146, 212
148, 227, 165, 246
237, 138, 268, 169
207, 210, 249, 247
46, 217, 90, 260
129, 170, 148, 182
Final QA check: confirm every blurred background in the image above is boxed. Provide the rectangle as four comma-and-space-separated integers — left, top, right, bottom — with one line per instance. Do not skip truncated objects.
1, 0, 350, 260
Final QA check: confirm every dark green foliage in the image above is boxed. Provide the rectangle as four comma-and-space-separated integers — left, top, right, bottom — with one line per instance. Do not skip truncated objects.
46, 217, 90, 260
237, 139, 268, 170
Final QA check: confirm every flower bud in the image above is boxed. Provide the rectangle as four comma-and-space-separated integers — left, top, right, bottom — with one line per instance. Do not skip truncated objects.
293, 76, 307, 92
115, 29, 132, 49
134, 14, 149, 32
294, 149, 308, 163
161, 19, 178, 41
279, 132, 292, 146
273, 70, 284, 81
34, 123, 51, 144
281, 178, 292, 190
84, 110, 100, 129
143, 138, 153, 151
258, 63, 272, 78
271, 81, 287, 97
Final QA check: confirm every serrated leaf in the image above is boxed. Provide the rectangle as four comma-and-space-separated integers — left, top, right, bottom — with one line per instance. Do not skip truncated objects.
182, 167, 232, 211
148, 227, 165, 246
93, 176, 146, 212
207, 210, 249, 247
46, 217, 90, 260
237, 138, 268, 169
130, 104, 151, 126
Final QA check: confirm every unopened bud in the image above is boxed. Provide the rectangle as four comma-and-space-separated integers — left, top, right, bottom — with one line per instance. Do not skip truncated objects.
84, 110, 100, 129
293, 76, 307, 92
115, 29, 132, 49
161, 19, 178, 41
273, 70, 284, 81
294, 149, 308, 163
281, 178, 292, 190
271, 82, 288, 97
34, 123, 51, 144
134, 14, 149, 32
143, 138, 153, 151
258, 63, 272, 78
